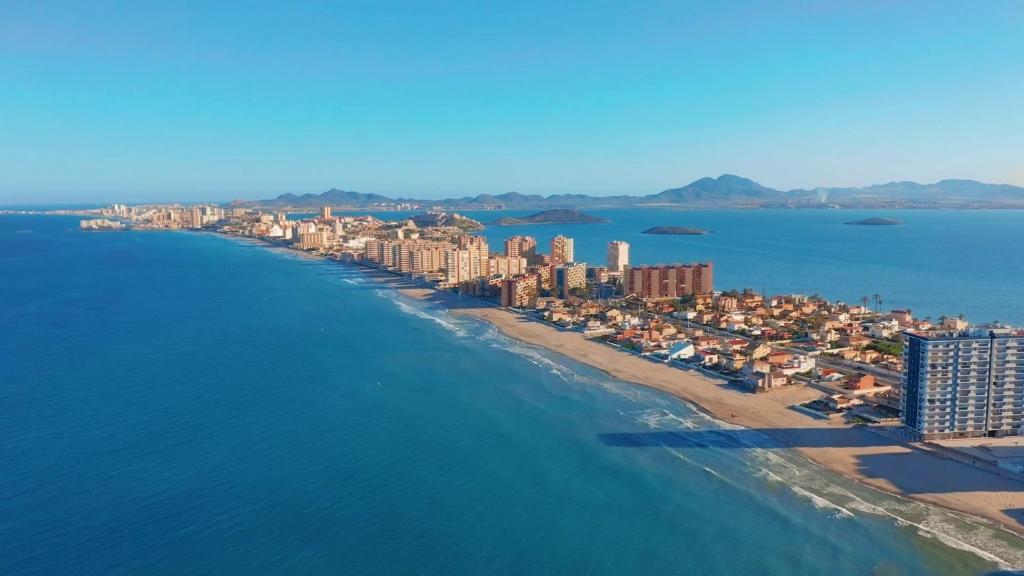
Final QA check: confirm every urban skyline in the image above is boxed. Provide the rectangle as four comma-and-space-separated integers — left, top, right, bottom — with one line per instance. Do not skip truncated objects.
7, 2, 1024, 571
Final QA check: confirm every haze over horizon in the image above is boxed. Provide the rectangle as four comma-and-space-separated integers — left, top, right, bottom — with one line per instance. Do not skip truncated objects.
2, 1, 1023, 203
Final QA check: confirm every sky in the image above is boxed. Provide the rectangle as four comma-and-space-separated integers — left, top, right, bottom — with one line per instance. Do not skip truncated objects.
1, 1, 1022, 203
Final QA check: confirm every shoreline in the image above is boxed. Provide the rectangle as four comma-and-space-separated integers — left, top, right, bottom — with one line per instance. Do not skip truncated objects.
209, 233, 1024, 551
464, 306, 1024, 539
333, 261, 1024, 542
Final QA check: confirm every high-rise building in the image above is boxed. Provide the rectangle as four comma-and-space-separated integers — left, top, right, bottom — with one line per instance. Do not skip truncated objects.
500, 273, 539, 308
397, 241, 452, 274
406, 242, 451, 274
554, 262, 587, 299
623, 263, 714, 299
550, 235, 574, 267
504, 236, 537, 263
902, 326, 1024, 439
364, 239, 453, 273
488, 255, 528, 278
456, 235, 488, 250
533, 264, 553, 291
320, 205, 332, 220
365, 238, 383, 264
444, 239, 489, 284
607, 241, 629, 272
294, 224, 330, 249
189, 207, 203, 229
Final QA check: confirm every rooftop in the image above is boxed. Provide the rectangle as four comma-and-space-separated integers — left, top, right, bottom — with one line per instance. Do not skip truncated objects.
905, 324, 1024, 340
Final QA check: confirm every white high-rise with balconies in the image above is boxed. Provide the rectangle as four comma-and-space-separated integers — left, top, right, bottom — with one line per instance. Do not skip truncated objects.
902, 325, 1024, 439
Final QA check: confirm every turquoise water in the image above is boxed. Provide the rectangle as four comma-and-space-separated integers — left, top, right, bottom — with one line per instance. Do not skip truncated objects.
3, 214, 1024, 575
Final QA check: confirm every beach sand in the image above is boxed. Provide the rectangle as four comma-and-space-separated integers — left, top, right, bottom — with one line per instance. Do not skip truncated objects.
348, 265, 1024, 538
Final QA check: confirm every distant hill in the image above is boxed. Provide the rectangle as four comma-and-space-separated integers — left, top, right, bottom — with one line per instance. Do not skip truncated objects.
270, 188, 393, 207
645, 174, 780, 204
248, 175, 1024, 209
491, 209, 610, 226
792, 180, 1024, 206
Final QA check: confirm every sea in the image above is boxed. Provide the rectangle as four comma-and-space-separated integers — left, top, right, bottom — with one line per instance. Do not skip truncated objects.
315, 207, 1021, 325
3, 210, 1024, 575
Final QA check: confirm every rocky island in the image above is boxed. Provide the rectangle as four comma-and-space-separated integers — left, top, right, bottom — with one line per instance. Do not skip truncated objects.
411, 212, 484, 231
491, 209, 609, 226
641, 226, 710, 235
845, 217, 903, 226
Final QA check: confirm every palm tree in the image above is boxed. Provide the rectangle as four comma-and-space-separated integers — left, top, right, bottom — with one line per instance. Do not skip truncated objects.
872, 293, 881, 313
860, 296, 870, 311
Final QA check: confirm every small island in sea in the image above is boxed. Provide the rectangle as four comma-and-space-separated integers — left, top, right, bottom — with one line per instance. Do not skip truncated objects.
410, 211, 484, 231
845, 217, 903, 226
24, 199, 1024, 554
641, 226, 710, 235
491, 209, 609, 226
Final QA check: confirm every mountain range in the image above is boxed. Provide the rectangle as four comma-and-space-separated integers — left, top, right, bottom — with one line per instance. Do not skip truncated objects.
247, 175, 1024, 209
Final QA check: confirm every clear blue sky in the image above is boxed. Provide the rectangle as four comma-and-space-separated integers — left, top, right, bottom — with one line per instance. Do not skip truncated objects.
1, 1, 1022, 203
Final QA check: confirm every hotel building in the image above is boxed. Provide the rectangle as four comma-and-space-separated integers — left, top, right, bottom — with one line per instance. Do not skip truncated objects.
902, 326, 1024, 439
607, 241, 629, 273
623, 263, 714, 299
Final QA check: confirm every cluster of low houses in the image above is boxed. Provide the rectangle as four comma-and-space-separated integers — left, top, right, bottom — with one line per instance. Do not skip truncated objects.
533, 294, 908, 419
538, 299, 816, 393
541, 290, 955, 382
669, 293, 932, 374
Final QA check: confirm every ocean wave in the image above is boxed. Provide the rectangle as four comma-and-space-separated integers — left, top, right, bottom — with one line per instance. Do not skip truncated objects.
475, 326, 644, 391
746, 444, 1024, 569
632, 408, 700, 431
789, 486, 855, 519
479, 329, 657, 403
376, 290, 470, 337
370, 283, 1024, 569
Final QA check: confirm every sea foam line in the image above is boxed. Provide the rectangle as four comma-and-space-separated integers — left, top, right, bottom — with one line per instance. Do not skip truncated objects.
362, 276, 1022, 569
376, 289, 470, 337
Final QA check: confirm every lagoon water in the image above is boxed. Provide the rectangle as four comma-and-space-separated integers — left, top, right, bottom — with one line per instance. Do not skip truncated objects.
3, 213, 1024, 575
469, 208, 1024, 326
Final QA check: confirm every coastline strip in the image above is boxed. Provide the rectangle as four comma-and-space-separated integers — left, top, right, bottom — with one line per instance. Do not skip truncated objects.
337, 260, 1024, 542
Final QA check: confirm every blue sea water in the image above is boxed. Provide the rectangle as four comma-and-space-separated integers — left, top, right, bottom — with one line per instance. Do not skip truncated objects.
351, 208, 1024, 325
3, 214, 1024, 575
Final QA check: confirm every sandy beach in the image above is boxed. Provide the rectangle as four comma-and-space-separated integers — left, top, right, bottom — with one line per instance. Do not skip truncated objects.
348, 264, 1024, 539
